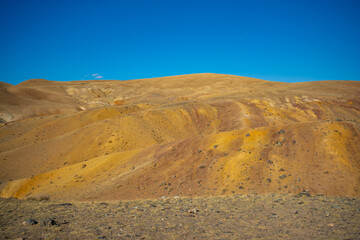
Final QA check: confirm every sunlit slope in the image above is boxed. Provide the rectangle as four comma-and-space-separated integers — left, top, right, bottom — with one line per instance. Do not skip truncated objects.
0, 74, 359, 200
1, 121, 359, 200
2, 73, 358, 122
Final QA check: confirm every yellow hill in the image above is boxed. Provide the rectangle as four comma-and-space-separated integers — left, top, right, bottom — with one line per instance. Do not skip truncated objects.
0, 73, 359, 200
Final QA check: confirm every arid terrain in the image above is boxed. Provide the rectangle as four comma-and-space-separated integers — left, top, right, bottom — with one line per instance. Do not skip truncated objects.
0, 73, 359, 239
1, 194, 360, 239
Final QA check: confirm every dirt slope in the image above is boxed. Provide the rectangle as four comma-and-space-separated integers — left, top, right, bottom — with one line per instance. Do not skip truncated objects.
0, 73, 359, 200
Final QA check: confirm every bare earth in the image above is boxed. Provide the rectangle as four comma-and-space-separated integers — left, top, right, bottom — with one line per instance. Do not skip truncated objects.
1, 194, 359, 240
1, 74, 359, 200
0, 73, 359, 239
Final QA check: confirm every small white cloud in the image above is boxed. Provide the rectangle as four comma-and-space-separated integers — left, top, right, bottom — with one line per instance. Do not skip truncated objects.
91, 73, 99, 77
94, 75, 104, 79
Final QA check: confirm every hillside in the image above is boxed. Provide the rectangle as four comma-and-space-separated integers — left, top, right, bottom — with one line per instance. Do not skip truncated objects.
0, 73, 359, 200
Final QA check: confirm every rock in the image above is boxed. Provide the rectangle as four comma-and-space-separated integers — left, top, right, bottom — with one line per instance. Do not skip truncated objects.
239, 186, 244, 189
40, 218, 57, 226
23, 219, 38, 225
279, 168, 285, 171
82, 164, 87, 168
327, 223, 334, 227
266, 178, 272, 183
213, 145, 218, 149
0, 113, 14, 122
245, 133, 250, 137
49, 203, 73, 207
188, 208, 199, 213
275, 141, 283, 147
292, 140, 296, 144
278, 129, 285, 134
267, 160, 274, 164
279, 174, 287, 179
197, 150, 202, 153
297, 190, 311, 197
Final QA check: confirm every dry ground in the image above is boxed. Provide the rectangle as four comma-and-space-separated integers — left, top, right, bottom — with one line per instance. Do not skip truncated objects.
1, 194, 359, 240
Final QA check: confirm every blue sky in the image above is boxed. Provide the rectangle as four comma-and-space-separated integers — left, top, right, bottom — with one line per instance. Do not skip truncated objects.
1, 0, 359, 84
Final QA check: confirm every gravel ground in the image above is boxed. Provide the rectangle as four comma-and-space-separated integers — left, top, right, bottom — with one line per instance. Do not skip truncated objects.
1, 194, 359, 239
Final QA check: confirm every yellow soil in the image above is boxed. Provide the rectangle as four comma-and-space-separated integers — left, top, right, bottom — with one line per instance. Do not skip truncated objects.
0, 73, 359, 200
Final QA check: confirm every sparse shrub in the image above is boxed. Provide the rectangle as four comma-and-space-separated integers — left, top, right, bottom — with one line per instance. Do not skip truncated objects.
25, 195, 50, 201
39, 195, 50, 201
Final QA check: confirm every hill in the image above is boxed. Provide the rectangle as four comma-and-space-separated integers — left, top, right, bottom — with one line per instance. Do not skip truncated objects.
0, 73, 359, 200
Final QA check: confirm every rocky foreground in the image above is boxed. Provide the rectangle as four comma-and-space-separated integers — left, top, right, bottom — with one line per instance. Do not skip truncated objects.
1, 193, 359, 240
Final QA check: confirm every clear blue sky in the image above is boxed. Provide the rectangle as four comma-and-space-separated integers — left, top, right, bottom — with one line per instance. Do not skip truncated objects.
1, 0, 359, 84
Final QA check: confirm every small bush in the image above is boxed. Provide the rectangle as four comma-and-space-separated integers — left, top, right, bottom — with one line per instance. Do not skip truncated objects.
38, 195, 50, 201
25, 195, 50, 201
25, 197, 37, 201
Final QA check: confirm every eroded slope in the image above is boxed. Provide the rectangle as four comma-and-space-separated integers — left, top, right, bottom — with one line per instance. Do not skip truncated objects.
0, 74, 359, 200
